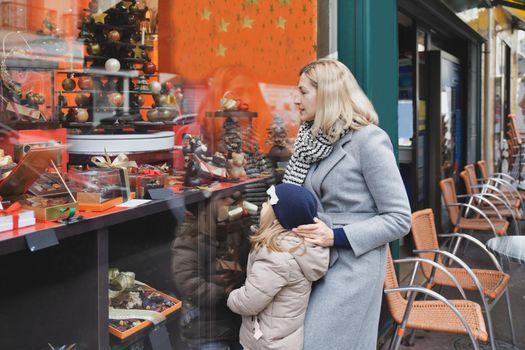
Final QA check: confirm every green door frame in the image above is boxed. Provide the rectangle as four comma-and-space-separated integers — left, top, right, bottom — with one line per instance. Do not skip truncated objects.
338, 0, 399, 152
337, 0, 400, 342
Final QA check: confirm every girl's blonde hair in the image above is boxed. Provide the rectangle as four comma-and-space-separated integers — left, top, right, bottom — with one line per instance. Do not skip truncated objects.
250, 202, 304, 253
299, 58, 378, 142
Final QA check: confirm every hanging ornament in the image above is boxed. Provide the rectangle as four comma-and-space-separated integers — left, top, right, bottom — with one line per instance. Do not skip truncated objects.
87, 42, 101, 56
129, 0, 139, 12
155, 94, 168, 106
147, 108, 161, 122
105, 58, 121, 72
62, 74, 76, 91
88, 0, 99, 11
107, 30, 121, 42
75, 108, 90, 122
136, 95, 145, 107
160, 109, 173, 121
78, 75, 94, 90
149, 81, 161, 94
142, 61, 156, 75
75, 93, 90, 107
108, 92, 124, 107
127, 13, 138, 25
115, 1, 127, 12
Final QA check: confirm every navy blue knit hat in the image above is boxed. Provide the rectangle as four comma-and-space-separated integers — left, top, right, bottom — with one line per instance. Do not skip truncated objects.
266, 183, 318, 230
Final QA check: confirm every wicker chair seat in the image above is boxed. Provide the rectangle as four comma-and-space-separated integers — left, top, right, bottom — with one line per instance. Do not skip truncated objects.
425, 267, 510, 300
480, 207, 523, 220
390, 298, 488, 343
456, 218, 509, 235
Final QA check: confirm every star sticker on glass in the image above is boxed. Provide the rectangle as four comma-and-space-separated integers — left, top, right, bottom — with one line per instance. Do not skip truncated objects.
201, 8, 212, 20
216, 44, 227, 56
276, 16, 286, 29
242, 16, 254, 29
218, 18, 230, 32
92, 10, 108, 24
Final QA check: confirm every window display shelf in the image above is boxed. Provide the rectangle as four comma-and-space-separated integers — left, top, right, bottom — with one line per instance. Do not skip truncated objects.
0, 176, 272, 349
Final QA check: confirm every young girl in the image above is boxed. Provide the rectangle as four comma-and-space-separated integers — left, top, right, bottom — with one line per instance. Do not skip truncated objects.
227, 183, 329, 350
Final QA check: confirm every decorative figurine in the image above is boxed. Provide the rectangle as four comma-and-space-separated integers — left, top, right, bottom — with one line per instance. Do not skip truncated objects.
227, 152, 247, 179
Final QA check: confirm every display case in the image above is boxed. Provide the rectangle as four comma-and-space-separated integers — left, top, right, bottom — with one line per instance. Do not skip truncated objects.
0, 56, 59, 129
0, 0, 315, 348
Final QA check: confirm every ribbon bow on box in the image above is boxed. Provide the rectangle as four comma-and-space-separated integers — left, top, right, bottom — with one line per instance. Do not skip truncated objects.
0, 199, 22, 230
91, 153, 137, 169
108, 268, 166, 325
90, 153, 135, 202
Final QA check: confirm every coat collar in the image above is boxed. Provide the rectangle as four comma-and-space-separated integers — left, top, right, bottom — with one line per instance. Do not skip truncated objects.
310, 129, 354, 196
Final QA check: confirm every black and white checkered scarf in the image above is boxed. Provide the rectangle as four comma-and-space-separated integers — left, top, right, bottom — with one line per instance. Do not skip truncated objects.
283, 122, 349, 185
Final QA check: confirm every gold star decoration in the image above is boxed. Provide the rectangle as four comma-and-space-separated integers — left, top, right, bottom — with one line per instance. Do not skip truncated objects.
201, 8, 211, 20
216, 44, 227, 56
279, 0, 292, 5
133, 45, 143, 59
276, 16, 286, 29
242, 16, 254, 28
246, 0, 259, 5
92, 10, 108, 24
218, 18, 230, 32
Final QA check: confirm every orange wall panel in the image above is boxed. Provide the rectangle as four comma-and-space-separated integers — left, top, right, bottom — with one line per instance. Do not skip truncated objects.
158, 0, 317, 85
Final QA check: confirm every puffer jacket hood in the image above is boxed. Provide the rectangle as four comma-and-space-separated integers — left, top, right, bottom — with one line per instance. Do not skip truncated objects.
279, 234, 327, 282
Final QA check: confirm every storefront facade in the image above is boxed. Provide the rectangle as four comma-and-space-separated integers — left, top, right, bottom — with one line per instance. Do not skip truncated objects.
0, 1, 329, 349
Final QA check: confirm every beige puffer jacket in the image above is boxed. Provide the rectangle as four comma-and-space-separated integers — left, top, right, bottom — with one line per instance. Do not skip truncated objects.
227, 234, 329, 350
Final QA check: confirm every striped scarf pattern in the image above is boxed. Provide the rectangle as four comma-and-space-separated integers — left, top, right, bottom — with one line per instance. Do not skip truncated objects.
283, 122, 346, 185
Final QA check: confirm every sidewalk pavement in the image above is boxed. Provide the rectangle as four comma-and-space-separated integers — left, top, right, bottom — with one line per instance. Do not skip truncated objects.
379, 228, 525, 350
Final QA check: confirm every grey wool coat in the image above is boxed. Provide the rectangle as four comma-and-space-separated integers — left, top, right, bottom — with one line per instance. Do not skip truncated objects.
303, 124, 411, 350
227, 235, 329, 350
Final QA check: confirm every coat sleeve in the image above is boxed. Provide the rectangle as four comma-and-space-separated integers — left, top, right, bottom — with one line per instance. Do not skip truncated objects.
171, 236, 226, 307
343, 126, 411, 257
227, 252, 289, 316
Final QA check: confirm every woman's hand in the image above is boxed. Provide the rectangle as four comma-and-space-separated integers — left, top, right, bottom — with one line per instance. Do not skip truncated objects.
292, 218, 334, 247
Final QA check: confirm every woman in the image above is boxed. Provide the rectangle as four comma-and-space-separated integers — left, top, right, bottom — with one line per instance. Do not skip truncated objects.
286, 58, 411, 349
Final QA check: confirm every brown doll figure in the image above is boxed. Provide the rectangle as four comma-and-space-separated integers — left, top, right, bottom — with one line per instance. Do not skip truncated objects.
227, 152, 247, 179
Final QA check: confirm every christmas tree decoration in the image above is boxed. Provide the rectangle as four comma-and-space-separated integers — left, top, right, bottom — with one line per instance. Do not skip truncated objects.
87, 42, 101, 56
220, 117, 243, 156
108, 92, 124, 107
146, 108, 161, 122
68, 0, 157, 126
136, 75, 149, 91
92, 10, 108, 24
75, 108, 90, 122
149, 81, 161, 94
75, 93, 90, 107
104, 58, 121, 72
129, 0, 139, 12
107, 30, 121, 42
142, 61, 156, 75
161, 81, 174, 94
62, 74, 76, 91
78, 75, 94, 90
88, 0, 99, 11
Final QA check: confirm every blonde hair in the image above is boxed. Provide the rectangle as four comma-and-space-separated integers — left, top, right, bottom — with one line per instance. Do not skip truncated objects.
251, 202, 304, 253
299, 58, 378, 142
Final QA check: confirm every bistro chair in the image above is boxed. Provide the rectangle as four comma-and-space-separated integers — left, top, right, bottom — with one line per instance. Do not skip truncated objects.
411, 209, 516, 350
383, 246, 488, 350
440, 178, 509, 237
459, 165, 521, 234
476, 160, 525, 202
